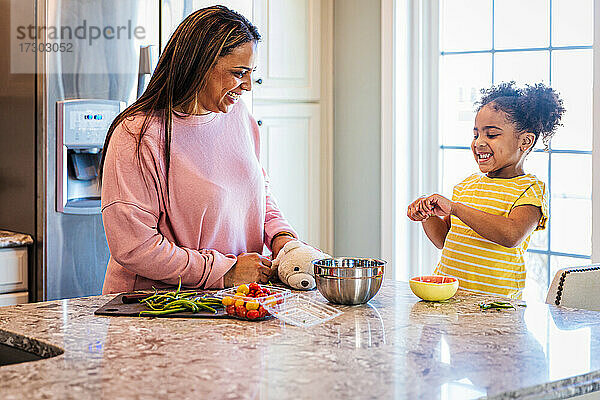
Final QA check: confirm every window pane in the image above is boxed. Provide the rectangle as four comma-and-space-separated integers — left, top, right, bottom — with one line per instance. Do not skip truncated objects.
494, 51, 549, 86
525, 150, 549, 183
551, 154, 591, 199
529, 229, 548, 252
550, 255, 592, 286
552, 0, 593, 46
550, 198, 591, 256
440, 149, 478, 198
525, 151, 549, 251
494, 0, 549, 49
524, 252, 548, 303
441, 0, 492, 52
439, 53, 492, 146
550, 50, 593, 150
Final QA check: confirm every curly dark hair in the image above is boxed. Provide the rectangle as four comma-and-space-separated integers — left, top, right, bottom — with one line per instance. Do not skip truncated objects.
476, 81, 565, 149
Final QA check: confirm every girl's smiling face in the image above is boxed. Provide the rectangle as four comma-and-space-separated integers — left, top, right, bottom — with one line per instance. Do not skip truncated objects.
195, 42, 257, 114
472, 103, 535, 178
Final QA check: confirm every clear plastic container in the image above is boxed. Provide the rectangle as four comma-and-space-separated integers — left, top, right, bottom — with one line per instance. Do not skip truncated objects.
215, 284, 291, 321
263, 294, 343, 328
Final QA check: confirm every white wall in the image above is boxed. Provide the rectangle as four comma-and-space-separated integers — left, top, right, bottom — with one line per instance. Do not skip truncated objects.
333, 0, 382, 258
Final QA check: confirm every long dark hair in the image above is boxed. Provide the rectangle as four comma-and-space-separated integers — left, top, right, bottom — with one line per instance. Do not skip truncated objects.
99, 6, 261, 187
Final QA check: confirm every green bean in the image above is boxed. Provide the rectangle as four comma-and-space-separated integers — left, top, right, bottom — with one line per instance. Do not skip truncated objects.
479, 301, 516, 310
139, 307, 187, 316
141, 293, 159, 303
196, 299, 222, 305
144, 302, 164, 311
195, 303, 217, 314
137, 276, 224, 316
175, 276, 182, 294
164, 299, 196, 310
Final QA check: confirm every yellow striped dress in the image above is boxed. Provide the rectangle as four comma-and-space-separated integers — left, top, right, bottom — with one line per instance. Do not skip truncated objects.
433, 173, 548, 299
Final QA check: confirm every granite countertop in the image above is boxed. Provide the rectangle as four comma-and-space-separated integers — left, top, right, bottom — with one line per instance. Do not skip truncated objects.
1, 281, 599, 400
0, 230, 33, 248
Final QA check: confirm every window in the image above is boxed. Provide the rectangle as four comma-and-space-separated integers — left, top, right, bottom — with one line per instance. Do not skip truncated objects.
438, 0, 594, 301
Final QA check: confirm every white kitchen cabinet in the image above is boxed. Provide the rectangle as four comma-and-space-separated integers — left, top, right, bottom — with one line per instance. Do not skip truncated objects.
158, 0, 333, 252
0, 291, 28, 307
252, 0, 321, 101
254, 103, 322, 247
0, 247, 28, 294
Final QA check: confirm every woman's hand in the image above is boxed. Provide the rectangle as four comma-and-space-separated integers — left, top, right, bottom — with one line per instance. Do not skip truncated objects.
223, 252, 273, 287
271, 235, 295, 260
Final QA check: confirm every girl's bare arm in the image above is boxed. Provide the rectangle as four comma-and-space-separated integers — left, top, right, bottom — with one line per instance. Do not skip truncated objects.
421, 215, 451, 249
408, 198, 451, 249
451, 202, 541, 248
425, 194, 542, 248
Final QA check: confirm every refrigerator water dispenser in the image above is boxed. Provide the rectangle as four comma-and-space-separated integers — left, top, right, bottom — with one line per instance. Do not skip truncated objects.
56, 99, 125, 214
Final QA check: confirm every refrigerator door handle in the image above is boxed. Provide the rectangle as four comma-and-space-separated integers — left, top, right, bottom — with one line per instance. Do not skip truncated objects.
137, 45, 157, 99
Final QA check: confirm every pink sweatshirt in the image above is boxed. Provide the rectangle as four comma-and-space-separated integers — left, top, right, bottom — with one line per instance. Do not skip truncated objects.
100, 101, 296, 294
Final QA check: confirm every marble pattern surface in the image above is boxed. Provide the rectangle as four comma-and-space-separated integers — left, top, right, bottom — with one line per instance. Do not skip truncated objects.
0, 281, 599, 399
0, 230, 33, 248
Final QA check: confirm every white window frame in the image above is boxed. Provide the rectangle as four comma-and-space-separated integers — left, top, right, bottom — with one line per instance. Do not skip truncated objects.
382, 0, 600, 282
382, 0, 440, 280
593, 0, 600, 263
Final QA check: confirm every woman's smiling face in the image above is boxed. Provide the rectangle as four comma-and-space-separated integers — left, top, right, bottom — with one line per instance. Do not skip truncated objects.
471, 104, 534, 178
196, 41, 257, 114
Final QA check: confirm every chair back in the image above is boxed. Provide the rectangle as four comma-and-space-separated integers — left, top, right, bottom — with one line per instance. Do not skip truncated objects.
545, 265, 600, 311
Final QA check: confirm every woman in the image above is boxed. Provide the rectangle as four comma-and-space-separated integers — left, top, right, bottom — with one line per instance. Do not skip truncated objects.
98, 6, 297, 293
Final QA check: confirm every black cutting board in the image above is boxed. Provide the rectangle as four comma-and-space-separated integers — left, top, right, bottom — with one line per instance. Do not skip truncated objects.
94, 292, 230, 319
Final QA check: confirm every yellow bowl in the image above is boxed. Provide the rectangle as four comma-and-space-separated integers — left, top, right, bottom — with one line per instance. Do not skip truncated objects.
409, 275, 459, 301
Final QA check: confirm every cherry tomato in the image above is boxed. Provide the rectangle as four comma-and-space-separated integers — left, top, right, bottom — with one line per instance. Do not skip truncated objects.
263, 295, 276, 307
237, 284, 250, 295
226, 305, 236, 315
249, 282, 260, 291
246, 310, 260, 320
275, 294, 284, 304
258, 306, 267, 318
222, 296, 235, 306
234, 299, 245, 308
246, 300, 259, 311
235, 305, 247, 318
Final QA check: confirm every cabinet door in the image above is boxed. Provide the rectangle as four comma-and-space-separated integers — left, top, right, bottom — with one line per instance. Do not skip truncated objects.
253, 0, 321, 101
254, 103, 321, 247
0, 247, 28, 294
0, 292, 28, 307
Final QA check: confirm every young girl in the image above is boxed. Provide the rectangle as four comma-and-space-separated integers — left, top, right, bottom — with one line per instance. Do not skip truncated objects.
407, 82, 565, 299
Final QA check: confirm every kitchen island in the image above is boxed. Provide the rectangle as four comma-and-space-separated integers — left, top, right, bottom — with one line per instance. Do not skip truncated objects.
0, 281, 599, 399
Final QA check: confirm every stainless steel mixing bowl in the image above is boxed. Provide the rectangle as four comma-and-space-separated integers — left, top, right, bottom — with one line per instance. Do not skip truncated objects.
313, 258, 385, 305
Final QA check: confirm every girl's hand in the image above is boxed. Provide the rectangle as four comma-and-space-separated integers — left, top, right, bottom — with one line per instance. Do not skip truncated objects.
423, 194, 453, 218
407, 197, 433, 221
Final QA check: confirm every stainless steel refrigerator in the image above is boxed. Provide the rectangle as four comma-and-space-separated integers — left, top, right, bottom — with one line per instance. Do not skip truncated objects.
0, 0, 238, 301
0, 0, 160, 300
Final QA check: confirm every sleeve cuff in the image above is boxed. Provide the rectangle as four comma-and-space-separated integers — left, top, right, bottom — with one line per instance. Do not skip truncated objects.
513, 197, 547, 231
200, 252, 237, 289
264, 221, 298, 251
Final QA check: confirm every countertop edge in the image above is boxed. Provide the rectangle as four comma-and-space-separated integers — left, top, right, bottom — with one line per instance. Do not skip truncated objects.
0, 230, 34, 248
486, 370, 600, 399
